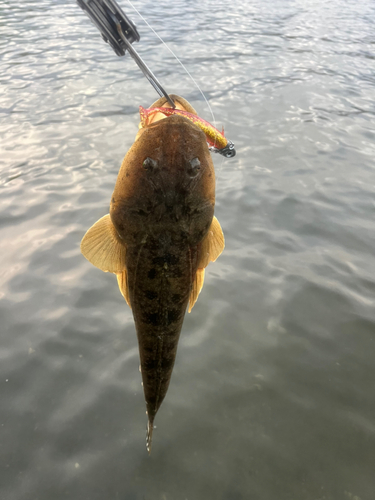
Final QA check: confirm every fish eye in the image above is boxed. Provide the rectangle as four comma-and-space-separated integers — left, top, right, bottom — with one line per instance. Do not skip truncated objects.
143, 157, 158, 170
188, 157, 201, 177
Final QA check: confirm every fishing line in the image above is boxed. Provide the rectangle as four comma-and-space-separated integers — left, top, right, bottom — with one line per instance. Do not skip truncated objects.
126, 0, 217, 130
217, 150, 225, 172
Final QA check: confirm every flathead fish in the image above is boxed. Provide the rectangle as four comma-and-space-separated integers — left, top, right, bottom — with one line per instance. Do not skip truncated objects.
81, 94, 225, 453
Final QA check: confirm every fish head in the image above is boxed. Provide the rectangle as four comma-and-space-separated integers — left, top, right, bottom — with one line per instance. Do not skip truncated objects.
110, 96, 215, 247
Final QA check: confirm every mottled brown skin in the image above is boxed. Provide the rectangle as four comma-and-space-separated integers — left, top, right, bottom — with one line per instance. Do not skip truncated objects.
110, 110, 215, 429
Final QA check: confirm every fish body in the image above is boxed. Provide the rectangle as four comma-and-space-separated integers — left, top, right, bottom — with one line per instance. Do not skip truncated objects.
140, 105, 236, 158
81, 94, 225, 452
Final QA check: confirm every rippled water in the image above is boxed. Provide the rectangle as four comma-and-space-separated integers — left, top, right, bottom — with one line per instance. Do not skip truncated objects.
1, 0, 375, 498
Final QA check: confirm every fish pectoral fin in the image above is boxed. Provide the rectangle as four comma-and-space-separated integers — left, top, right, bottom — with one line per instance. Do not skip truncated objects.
80, 214, 126, 273
197, 216, 225, 269
116, 269, 131, 308
189, 217, 224, 312
188, 268, 205, 313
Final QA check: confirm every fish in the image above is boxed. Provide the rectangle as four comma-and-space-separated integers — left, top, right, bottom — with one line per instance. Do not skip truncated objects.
80, 94, 225, 453
139, 105, 236, 158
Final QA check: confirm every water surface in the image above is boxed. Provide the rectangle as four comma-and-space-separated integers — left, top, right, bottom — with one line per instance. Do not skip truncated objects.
1, 0, 375, 499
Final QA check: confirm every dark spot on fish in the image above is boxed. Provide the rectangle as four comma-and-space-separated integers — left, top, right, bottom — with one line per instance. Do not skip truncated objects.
111, 197, 115, 204
167, 309, 180, 325
152, 257, 163, 267
153, 254, 180, 266
145, 290, 157, 300
143, 343, 154, 356
148, 268, 157, 279
144, 357, 159, 373
143, 312, 159, 326
172, 293, 182, 303
143, 157, 158, 171
126, 172, 130, 177
168, 254, 180, 265
138, 209, 148, 216
161, 356, 175, 372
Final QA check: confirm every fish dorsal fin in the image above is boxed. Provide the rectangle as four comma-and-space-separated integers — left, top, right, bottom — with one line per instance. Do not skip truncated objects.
188, 268, 205, 313
116, 270, 131, 308
197, 216, 225, 269
80, 214, 126, 273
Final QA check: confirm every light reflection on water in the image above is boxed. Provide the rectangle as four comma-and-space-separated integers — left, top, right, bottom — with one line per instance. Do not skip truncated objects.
1, 0, 375, 499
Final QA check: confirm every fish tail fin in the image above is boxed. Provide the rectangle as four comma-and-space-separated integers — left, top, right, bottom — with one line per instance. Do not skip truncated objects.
146, 417, 154, 455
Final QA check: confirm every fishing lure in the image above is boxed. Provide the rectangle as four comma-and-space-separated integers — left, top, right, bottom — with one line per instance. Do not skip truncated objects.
139, 106, 236, 158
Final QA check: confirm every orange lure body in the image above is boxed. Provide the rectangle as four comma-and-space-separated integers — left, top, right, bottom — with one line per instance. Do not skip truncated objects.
139, 105, 236, 158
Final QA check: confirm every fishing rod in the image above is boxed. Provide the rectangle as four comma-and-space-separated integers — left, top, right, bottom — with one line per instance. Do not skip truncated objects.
77, 0, 236, 158
77, 0, 176, 108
